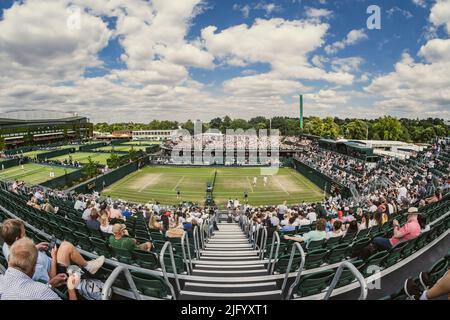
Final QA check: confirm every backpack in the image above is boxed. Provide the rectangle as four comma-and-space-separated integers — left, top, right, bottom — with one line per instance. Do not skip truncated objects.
78, 279, 105, 300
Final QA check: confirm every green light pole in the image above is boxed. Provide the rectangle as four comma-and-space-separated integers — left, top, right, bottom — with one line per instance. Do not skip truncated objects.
299, 94, 304, 130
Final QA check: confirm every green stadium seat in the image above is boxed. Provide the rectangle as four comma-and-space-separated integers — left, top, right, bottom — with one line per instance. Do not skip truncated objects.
132, 250, 159, 270
60, 226, 78, 245
350, 237, 371, 258
384, 242, 408, 268
304, 249, 328, 269
130, 271, 170, 299
324, 236, 342, 249
307, 239, 325, 251
362, 250, 389, 277
295, 270, 335, 298
74, 231, 93, 251
90, 237, 112, 258
340, 232, 356, 244
327, 243, 349, 264
112, 247, 134, 264
336, 260, 365, 288
163, 254, 185, 274
428, 257, 449, 284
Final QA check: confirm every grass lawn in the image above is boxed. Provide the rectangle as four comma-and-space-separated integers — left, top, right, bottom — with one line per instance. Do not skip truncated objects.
102, 166, 324, 207
95, 145, 148, 152
124, 141, 162, 146
0, 163, 77, 185
49, 152, 111, 165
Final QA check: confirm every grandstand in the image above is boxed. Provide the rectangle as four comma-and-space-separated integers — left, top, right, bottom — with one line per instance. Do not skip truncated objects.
1, 134, 449, 301
0, 111, 93, 149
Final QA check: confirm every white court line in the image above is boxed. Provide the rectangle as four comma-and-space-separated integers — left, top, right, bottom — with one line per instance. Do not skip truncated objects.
272, 175, 290, 196
246, 176, 254, 193
173, 176, 185, 191
138, 173, 161, 193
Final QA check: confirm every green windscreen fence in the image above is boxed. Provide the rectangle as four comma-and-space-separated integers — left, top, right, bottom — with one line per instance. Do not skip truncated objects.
36, 148, 75, 160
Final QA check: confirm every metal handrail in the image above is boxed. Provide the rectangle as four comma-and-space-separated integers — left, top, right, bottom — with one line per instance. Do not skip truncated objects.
258, 227, 268, 259
192, 225, 200, 259
323, 261, 368, 300
267, 231, 280, 274
159, 241, 181, 300
281, 242, 305, 300
253, 223, 259, 249
181, 231, 193, 274
101, 266, 141, 300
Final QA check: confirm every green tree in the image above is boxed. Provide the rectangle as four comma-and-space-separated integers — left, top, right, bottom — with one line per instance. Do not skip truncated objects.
322, 117, 340, 139
372, 116, 403, 141
83, 156, 99, 178
304, 117, 324, 136
107, 153, 121, 169
128, 146, 139, 162
0, 136, 5, 152
344, 120, 368, 140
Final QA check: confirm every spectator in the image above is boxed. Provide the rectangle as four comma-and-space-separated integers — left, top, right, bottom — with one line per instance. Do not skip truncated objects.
99, 214, 113, 234
1, 219, 105, 282
108, 224, 153, 252
74, 196, 86, 211
372, 207, 422, 251
0, 238, 79, 300
404, 269, 450, 300
327, 220, 344, 238
86, 208, 100, 231
283, 218, 327, 248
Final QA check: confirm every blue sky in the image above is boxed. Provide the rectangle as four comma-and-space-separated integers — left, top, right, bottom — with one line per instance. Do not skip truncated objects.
0, 0, 449, 122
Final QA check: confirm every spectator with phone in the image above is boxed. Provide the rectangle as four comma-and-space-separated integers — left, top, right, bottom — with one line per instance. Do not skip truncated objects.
0, 237, 80, 300
1, 219, 105, 283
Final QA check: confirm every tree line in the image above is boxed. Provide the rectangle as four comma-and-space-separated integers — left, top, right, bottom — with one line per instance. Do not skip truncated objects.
93, 116, 449, 143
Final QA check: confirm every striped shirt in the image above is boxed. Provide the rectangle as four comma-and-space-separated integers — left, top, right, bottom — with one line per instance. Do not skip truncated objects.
0, 268, 61, 300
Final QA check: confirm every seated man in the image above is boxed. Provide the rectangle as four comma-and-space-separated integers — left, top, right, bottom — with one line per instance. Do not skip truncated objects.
283, 218, 327, 249
1, 219, 105, 283
108, 224, 153, 252
372, 207, 422, 251
0, 237, 80, 300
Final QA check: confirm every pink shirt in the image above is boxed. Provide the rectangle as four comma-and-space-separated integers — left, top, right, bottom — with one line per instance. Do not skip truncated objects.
389, 219, 421, 247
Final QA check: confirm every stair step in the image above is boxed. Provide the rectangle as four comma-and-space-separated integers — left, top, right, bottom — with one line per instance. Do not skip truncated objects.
183, 281, 277, 293
193, 269, 268, 277
201, 250, 259, 256
180, 290, 282, 300
198, 256, 262, 261
192, 259, 266, 265
206, 243, 252, 248
193, 264, 266, 270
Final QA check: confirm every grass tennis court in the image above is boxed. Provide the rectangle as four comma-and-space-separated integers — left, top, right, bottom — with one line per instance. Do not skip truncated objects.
102, 166, 324, 206
49, 152, 111, 165
0, 163, 77, 185
95, 145, 148, 152
124, 141, 162, 146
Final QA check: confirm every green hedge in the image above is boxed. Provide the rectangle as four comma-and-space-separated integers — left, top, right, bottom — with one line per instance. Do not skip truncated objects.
36, 148, 75, 160
0, 158, 21, 170
79, 142, 107, 151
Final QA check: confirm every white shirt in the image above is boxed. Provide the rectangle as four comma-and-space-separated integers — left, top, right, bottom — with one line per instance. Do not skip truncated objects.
306, 211, 317, 222
74, 200, 86, 211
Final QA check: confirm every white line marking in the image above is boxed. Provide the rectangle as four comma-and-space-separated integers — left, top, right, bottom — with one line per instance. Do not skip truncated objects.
246, 176, 254, 193
173, 176, 185, 191
138, 173, 161, 192
273, 175, 290, 196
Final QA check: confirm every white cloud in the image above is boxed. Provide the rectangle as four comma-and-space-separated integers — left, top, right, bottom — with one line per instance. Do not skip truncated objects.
412, 0, 427, 8
233, 4, 251, 18
325, 29, 368, 55
255, 2, 281, 16
430, 0, 450, 33
387, 7, 414, 19
0, 0, 111, 82
305, 7, 333, 19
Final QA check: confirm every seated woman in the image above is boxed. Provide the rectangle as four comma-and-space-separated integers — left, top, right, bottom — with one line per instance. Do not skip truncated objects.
327, 220, 344, 238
